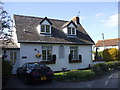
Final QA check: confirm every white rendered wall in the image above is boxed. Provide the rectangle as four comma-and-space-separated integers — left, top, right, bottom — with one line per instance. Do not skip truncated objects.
19, 43, 93, 72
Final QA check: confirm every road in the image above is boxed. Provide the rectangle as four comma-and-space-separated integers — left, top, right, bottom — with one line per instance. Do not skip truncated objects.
2, 70, 120, 88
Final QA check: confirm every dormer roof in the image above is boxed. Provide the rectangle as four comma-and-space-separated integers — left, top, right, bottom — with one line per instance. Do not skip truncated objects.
40, 17, 52, 25
62, 20, 77, 28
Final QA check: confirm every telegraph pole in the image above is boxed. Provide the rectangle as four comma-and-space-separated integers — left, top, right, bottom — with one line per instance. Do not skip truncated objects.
102, 33, 105, 50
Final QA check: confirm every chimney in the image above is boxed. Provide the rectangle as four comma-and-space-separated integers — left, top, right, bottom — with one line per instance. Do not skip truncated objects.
72, 16, 80, 25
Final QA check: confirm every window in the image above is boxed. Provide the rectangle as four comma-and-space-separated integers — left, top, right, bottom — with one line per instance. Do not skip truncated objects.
67, 27, 76, 35
10, 52, 17, 64
46, 25, 50, 33
70, 46, 78, 60
40, 24, 51, 34
42, 46, 52, 61
59, 46, 65, 59
41, 25, 45, 32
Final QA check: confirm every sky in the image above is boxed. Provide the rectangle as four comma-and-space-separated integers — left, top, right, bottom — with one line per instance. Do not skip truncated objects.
2, 1, 119, 43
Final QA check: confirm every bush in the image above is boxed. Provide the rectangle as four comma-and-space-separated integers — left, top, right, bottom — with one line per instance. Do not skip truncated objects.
103, 48, 119, 61
2, 60, 13, 85
91, 63, 108, 75
106, 61, 120, 70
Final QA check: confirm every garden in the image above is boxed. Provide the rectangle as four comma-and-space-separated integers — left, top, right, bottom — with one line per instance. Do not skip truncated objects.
54, 61, 120, 82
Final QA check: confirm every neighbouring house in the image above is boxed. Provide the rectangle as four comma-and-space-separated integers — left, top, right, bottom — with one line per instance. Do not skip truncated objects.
5, 14, 95, 74
94, 38, 120, 52
0, 40, 20, 74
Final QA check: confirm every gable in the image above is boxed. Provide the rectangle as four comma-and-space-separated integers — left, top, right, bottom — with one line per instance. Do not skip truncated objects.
40, 19, 51, 25
68, 23, 76, 28
40, 17, 52, 25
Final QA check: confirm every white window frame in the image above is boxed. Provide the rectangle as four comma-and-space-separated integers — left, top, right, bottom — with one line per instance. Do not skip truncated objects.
40, 24, 51, 34
42, 46, 52, 61
67, 27, 76, 35
70, 46, 78, 60
10, 52, 17, 64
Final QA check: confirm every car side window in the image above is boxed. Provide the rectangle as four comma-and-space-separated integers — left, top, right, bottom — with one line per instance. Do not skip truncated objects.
22, 63, 27, 68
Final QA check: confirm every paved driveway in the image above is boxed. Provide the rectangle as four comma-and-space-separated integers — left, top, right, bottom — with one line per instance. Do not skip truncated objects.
3, 70, 120, 88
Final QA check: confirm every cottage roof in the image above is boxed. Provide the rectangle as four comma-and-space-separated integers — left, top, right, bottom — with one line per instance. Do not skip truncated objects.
14, 14, 94, 45
0, 40, 19, 49
95, 38, 120, 47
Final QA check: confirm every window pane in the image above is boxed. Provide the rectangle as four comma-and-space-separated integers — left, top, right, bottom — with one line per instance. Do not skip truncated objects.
68, 27, 71, 35
72, 28, 75, 34
70, 50, 74, 59
59, 46, 64, 59
10, 52, 13, 62
42, 50, 46, 60
47, 50, 52, 60
46, 25, 50, 33
41, 25, 45, 32
14, 52, 17, 64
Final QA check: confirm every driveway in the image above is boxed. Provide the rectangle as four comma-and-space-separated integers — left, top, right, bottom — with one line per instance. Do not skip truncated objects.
3, 70, 120, 88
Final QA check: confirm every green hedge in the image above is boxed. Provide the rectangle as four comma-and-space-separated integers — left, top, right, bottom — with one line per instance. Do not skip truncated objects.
91, 63, 108, 75
106, 61, 120, 70
2, 60, 13, 86
91, 61, 120, 75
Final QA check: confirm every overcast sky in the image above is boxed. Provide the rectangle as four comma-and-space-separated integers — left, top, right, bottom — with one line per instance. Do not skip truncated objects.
2, 2, 119, 43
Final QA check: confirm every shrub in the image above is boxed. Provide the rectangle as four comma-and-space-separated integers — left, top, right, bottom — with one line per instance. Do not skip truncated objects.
103, 49, 112, 61
91, 63, 108, 75
103, 48, 119, 61
2, 60, 13, 86
106, 61, 120, 70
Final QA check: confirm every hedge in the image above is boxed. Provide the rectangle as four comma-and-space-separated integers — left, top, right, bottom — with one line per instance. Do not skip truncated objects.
2, 60, 13, 86
91, 61, 120, 75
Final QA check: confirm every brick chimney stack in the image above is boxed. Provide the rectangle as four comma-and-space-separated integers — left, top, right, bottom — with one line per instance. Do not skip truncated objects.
72, 16, 80, 25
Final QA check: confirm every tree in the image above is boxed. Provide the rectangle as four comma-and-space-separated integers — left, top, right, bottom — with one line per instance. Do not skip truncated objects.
0, 1, 14, 45
103, 48, 119, 61
103, 49, 111, 61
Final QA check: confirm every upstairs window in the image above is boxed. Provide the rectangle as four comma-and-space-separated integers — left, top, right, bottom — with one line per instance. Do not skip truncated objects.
67, 27, 76, 35
40, 24, 51, 34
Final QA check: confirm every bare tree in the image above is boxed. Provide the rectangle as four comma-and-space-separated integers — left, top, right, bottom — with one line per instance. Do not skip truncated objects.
0, 1, 14, 45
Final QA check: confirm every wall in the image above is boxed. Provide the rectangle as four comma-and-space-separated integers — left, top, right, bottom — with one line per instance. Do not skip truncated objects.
19, 43, 93, 72
95, 46, 119, 52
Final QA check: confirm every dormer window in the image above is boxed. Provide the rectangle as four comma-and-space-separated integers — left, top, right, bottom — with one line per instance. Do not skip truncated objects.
62, 20, 77, 36
68, 27, 76, 35
41, 24, 51, 34
39, 17, 52, 34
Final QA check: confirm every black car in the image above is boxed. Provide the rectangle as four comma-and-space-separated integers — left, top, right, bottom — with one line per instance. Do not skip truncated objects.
17, 62, 54, 84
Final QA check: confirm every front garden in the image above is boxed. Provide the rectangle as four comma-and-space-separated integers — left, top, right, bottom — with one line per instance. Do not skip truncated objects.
54, 61, 120, 82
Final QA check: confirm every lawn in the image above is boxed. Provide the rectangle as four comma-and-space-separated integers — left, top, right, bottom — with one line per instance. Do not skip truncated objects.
54, 69, 95, 81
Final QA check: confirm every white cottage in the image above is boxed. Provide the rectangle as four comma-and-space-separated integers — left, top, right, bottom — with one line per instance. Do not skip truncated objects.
12, 15, 94, 74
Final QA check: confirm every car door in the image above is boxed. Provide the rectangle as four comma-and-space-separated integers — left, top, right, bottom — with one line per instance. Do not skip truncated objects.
19, 63, 27, 78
